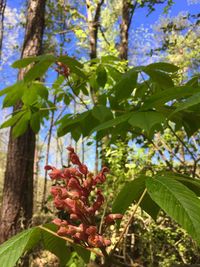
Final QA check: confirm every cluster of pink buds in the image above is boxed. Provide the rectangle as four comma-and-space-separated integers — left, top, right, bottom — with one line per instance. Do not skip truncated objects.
45, 146, 123, 248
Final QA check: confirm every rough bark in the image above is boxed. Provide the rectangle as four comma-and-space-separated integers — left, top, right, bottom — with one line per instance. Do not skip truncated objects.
119, 0, 137, 61
0, 0, 46, 243
0, 0, 6, 58
86, 0, 104, 60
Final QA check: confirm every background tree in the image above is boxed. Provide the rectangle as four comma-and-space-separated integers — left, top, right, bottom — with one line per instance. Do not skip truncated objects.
0, 0, 46, 243
0, 0, 6, 58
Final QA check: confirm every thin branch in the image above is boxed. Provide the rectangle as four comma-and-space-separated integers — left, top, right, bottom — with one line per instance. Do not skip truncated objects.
67, 78, 89, 110
111, 188, 147, 255
168, 123, 196, 161
127, 1, 137, 31
99, 25, 110, 46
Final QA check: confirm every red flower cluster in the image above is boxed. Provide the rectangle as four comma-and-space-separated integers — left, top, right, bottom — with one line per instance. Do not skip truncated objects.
55, 61, 70, 77
45, 146, 123, 248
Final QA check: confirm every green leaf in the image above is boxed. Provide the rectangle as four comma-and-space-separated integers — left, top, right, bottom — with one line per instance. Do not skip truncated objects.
24, 60, 53, 82
40, 224, 71, 266
12, 55, 56, 69
112, 176, 146, 214
12, 57, 38, 68
171, 92, 200, 116
143, 69, 174, 89
0, 111, 26, 129
0, 227, 41, 267
142, 86, 200, 110
112, 69, 138, 100
57, 111, 90, 137
72, 244, 90, 264
22, 83, 48, 105
185, 76, 199, 87
12, 110, 31, 138
96, 64, 107, 87
0, 86, 14, 97
91, 105, 112, 122
146, 62, 179, 73
3, 82, 26, 108
30, 112, 41, 133
91, 113, 131, 133
173, 176, 200, 196
146, 176, 200, 245
128, 111, 165, 134
112, 176, 159, 220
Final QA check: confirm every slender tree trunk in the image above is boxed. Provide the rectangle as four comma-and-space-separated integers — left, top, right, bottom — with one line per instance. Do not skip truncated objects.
0, 0, 46, 243
86, 0, 104, 60
0, 0, 6, 59
119, 0, 129, 60
86, 0, 105, 170
33, 135, 40, 214
41, 95, 56, 210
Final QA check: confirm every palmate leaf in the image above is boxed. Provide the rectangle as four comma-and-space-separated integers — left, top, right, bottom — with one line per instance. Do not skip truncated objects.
0, 227, 41, 267
146, 176, 200, 245
128, 111, 165, 134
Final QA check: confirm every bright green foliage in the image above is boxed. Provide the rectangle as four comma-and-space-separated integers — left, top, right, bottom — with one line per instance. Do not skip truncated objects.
146, 176, 200, 245
0, 227, 41, 267
112, 175, 160, 220
0, 224, 90, 267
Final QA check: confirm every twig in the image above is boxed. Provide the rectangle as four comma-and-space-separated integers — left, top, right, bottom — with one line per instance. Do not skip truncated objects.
111, 188, 147, 255
99, 25, 110, 46
168, 123, 196, 161
67, 78, 89, 110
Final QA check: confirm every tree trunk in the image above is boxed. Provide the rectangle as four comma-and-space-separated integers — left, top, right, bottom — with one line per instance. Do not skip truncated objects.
119, 0, 137, 61
0, 0, 6, 58
0, 0, 46, 244
86, 0, 104, 60
119, 0, 129, 60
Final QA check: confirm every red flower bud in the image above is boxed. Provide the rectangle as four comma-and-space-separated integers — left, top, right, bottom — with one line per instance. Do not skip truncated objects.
88, 234, 111, 248
57, 226, 68, 236
67, 177, 82, 191
44, 165, 53, 170
104, 214, 123, 224
86, 226, 97, 235
66, 146, 74, 153
78, 164, 88, 175
46, 167, 65, 180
